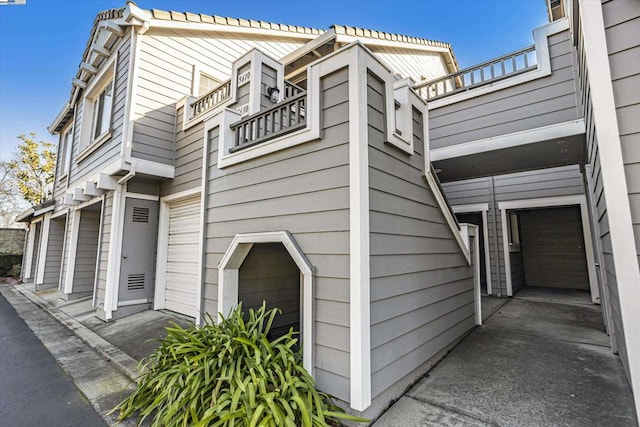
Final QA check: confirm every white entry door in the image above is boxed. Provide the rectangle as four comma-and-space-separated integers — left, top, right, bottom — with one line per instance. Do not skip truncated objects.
164, 196, 201, 316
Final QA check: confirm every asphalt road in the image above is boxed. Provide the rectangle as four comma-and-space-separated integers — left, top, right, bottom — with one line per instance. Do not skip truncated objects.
0, 293, 106, 427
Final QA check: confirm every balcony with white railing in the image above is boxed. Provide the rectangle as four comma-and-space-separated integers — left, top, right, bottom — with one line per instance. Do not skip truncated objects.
191, 79, 232, 118
414, 45, 537, 101
229, 91, 306, 153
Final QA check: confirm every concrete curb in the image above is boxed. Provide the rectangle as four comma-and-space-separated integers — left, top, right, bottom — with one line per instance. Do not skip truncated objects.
9, 282, 141, 382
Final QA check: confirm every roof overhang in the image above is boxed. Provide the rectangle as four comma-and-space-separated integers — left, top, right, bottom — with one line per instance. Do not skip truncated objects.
48, 102, 73, 134
15, 199, 56, 223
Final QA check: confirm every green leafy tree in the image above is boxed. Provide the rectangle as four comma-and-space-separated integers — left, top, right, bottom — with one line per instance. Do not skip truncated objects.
8, 133, 56, 206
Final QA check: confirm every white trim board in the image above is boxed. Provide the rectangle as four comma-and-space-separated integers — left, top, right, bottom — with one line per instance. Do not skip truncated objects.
64, 209, 82, 294
453, 203, 493, 295
35, 213, 52, 286
497, 195, 599, 303
580, 0, 640, 416
217, 231, 314, 377
430, 119, 585, 161
23, 222, 37, 280
459, 223, 482, 326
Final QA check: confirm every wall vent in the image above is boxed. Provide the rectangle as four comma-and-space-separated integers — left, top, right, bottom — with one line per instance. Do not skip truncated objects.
127, 273, 146, 291
132, 206, 150, 223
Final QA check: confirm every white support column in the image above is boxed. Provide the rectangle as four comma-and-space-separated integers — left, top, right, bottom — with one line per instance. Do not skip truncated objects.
64, 209, 81, 294
23, 222, 36, 280
103, 185, 126, 319
35, 213, 52, 286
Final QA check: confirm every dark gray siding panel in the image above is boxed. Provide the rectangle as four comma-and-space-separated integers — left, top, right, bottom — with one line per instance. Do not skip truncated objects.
429, 29, 579, 149
68, 35, 130, 189
367, 73, 474, 399
72, 209, 100, 295
42, 216, 66, 289
160, 106, 203, 197
203, 68, 351, 401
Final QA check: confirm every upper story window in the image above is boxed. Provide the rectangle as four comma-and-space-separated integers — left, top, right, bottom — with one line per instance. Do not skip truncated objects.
91, 82, 113, 140
59, 124, 73, 178
77, 55, 116, 161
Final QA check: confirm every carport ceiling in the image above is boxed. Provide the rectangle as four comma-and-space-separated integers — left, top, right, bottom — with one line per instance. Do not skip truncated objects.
433, 133, 585, 182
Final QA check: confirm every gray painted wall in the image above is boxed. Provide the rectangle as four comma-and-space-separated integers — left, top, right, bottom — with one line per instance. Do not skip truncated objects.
41, 216, 66, 290
72, 208, 101, 295
95, 193, 112, 307
429, 29, 579, 149
238, 242, 300, 337
159, 105, 203, 197
367, 72, 475, 399
441, 165, 585, 296
66, 34, 131, 191
201, 67, 351, 401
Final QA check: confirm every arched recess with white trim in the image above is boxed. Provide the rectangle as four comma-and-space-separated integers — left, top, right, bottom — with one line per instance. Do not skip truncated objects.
218, 231, 314, 375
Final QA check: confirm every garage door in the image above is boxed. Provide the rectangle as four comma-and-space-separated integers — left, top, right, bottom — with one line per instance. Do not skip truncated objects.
165, 196, 201, 316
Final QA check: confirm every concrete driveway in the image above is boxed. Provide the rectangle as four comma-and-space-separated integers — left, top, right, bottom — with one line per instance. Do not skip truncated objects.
374, 290, 637, 426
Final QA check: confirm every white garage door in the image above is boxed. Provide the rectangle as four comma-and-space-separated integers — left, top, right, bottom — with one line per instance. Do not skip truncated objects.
165, 196, 201, 316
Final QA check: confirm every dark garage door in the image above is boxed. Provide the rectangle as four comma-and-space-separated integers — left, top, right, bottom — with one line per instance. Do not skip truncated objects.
519, 206, 589, 290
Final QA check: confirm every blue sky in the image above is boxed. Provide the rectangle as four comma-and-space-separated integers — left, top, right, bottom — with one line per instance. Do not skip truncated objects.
0, 0, 548, 159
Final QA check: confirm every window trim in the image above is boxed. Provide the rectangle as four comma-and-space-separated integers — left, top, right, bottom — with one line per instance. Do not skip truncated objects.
59, 123, 74, 180
77, 54, 117, 162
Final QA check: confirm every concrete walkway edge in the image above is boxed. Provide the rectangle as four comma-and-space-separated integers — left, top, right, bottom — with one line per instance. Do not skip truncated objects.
0, 283, 139, 426
6, 283, 140, 381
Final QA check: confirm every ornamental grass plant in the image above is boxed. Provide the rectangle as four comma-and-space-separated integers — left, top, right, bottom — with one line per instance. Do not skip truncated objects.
113, 303, 366, 427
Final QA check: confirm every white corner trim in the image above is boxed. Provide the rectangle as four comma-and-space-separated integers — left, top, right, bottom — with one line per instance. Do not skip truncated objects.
431, 119, 585, 161
497, 195, 599, 301
57, 211, 70, 293
452, 203, 493, 295
580, 1, 640, 413
103, 184, 126, 319
349, 45, 372, 412
35, 213, 52, 285
122, 26, 139, 162
217, 231, 315, 376
92, 198, 106, 306
427, 18, 569, 110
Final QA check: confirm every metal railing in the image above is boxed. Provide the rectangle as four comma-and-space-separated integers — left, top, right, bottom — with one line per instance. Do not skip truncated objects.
414, 45, 537, 100
229, 91, 306, 153
191, 79, 232, 117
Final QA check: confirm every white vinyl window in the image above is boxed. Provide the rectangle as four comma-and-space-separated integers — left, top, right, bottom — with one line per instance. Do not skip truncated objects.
60, 124, 73, 177
91, 80, 113, 140
78, 55, 116, 160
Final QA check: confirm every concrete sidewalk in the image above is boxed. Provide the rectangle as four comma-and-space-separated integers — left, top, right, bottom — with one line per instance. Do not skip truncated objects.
2, 280, 637, 426
373, 293, 638, 426
0, 281, 192, 426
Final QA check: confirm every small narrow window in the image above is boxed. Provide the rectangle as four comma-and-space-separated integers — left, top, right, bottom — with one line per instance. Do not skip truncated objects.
92, 80, 113, 140
60, 125, 73, 176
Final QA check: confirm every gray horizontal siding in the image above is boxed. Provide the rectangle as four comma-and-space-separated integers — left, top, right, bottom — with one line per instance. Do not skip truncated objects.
160, 106, 202, 197
203, 68, 351, 401
96, 193, 112, 308
72, 209, 100, 295
67, 34, 131, 190
598, 0, 640, 379
429, 29, 579, 149
131, 29, 308, 168
41, 216, 66, 290
441, 165, 585, 297
59, 212, 71, 290
367, 73, 474, 399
